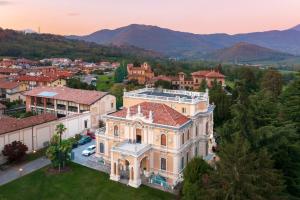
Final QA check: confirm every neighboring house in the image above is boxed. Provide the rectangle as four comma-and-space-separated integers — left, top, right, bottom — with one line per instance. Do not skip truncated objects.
0, 81, 26, 101
24, 86, 116, 127
0, 103, 6, 115
190, 70, 225, 88
95, 88, 215, 188
171, 70, 225, 90
16, 75, 67, 90
127, 62, 155, 85
0, 68, 23, 76
0, 112, 91, 164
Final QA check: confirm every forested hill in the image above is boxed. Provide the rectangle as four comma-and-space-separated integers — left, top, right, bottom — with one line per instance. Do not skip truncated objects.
0, 28, 163, 61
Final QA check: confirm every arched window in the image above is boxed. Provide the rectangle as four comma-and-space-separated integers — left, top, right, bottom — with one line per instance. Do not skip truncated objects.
161, 134, 166, 146
195, 125, 198, 136
187, 130, 190, 140
99, 143, 104, 153
114, 125, 119, 136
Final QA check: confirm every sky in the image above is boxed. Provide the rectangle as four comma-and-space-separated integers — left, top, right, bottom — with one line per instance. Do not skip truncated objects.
0, 0, 299, 35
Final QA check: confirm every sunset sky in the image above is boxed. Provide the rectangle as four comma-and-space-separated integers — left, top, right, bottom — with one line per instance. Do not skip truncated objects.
0, 0, 299, 35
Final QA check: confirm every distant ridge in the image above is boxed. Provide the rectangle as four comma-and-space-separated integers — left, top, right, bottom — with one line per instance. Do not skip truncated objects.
67, 24, 300, 60
205, 42, 294, 63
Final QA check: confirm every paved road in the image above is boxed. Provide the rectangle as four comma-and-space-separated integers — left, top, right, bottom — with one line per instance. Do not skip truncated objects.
72, 140, 109, 173
0, 157, 50, 186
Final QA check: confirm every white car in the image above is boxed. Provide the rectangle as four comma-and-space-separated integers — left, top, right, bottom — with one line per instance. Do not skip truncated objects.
82, 145, 96, 156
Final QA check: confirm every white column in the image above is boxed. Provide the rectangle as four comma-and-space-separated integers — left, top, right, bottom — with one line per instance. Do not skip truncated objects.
128, 158, 141, 188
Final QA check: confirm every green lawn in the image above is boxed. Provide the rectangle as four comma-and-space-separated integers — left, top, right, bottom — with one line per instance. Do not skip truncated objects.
96, 74, 115, 92
0, 162, 174, 200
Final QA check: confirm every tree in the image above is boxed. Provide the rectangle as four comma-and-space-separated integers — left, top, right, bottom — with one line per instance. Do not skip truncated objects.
110, 83, 125, 109
261, 69, 283, 98
114, 64, 128, 83
2, 141, 28, 163
199, 79, 207, 92
46, 124, 70, 171
280, 75, 300, 132
154, 80, 172, 89
207, 134, 286, 200
255, 125, 300, 198
182, 157, 212, 200
209, 80, 232, 127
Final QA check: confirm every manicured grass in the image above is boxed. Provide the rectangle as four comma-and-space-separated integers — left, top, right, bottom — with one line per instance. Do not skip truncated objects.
0, 162, 174, 200
96, 74, 115, 91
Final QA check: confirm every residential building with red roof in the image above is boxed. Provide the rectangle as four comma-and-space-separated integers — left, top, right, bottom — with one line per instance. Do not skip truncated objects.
0, 81, 27, 101
16, 74, 67, 90
95, 87, 216, 189
127, 62, 155, 84
24, 86, 116, 127
191, 70, 225, 88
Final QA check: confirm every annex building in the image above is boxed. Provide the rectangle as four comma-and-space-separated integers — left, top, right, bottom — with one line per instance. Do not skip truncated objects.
24, 86, 116, 127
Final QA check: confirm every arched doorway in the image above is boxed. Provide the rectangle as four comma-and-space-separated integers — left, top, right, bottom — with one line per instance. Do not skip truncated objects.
140, 156, 150, 177
120, 160, 130, 180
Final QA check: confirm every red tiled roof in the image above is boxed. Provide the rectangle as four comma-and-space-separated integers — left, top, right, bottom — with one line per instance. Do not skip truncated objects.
110, 102, 190, 127
191, 70, 211, 76
0, 114, 57, 135
24, 86, 108, 105
16, 75, 60, 82
191, 70, 224, 78
0, 68, 22, 74
0, 81, 20, 89
205, 71, 225, 78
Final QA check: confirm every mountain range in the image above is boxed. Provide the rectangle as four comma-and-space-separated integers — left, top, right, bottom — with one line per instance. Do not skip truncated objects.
68, 24, 300, 62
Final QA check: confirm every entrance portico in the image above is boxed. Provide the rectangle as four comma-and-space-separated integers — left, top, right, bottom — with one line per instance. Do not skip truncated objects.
109, 140, 151, 188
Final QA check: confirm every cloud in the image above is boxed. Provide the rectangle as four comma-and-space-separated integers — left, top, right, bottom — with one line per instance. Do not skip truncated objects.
67, 12, 80, 17
0, 1, 12, 6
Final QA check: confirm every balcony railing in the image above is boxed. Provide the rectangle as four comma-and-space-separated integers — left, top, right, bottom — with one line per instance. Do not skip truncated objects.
57, 104, 66, 110
68, 106, 78, 112
124, 88, 208, 104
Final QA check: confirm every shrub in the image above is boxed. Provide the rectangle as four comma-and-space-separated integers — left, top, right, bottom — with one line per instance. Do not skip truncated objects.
2, 141, 28, 163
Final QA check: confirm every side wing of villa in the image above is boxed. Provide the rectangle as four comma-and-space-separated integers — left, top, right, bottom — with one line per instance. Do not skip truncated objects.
95, 88, 215, 188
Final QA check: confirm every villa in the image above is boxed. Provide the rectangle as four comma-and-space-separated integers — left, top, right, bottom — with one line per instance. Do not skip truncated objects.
95, 87, 215, 188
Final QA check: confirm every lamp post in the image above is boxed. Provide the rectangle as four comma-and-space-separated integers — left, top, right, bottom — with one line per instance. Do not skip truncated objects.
19, 168, 23, 177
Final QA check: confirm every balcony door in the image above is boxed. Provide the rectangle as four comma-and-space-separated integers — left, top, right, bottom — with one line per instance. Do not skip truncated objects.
136, 128, 142, 144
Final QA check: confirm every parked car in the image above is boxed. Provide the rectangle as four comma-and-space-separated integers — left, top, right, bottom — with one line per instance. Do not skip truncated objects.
82, 145, 96, 156
87, 131, 95, 139
77, 136, 92, 145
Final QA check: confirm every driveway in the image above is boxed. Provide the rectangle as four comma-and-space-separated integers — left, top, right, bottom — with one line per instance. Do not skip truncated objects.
71, 140, 109, 173
0, 157, 50, 186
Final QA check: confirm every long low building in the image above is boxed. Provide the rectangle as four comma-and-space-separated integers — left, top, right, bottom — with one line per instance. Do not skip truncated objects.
0, 112, 91, 164
24, 86, 116, 127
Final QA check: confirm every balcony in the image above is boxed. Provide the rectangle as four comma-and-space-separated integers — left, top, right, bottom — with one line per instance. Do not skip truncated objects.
57, 104, 66, 110
46, 103, 54, 109
68, 106, 78, 113
111, 140, 151, 157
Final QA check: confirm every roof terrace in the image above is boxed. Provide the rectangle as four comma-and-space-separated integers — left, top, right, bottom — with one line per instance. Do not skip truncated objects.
124, 88, 208, 104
